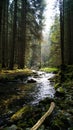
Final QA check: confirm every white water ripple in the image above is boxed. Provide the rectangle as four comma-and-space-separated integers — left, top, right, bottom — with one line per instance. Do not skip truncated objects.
30, 71, 55, 105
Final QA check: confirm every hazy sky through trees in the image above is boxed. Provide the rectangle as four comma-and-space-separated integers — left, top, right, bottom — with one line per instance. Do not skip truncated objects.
43, 0, 59, 38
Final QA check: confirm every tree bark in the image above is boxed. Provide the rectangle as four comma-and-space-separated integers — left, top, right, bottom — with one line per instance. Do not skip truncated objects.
18, 0, 26, 69
2, 0, 6, 68
59, 0, 64, 65
9, 0, 17, 69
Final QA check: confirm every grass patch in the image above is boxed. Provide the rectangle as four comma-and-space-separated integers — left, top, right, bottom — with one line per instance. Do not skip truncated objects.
40, 67, 58, 73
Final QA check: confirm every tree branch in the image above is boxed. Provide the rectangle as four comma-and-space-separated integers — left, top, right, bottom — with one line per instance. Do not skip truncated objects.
30, 102, 55, 130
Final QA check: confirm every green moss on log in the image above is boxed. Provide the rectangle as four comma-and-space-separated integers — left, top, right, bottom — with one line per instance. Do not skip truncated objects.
11, 105, 30, 121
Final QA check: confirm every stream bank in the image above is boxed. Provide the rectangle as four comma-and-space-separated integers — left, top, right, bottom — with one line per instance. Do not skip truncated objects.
1, 67, 73, 130
0, 69, 55, 129
51, 65, 73, 130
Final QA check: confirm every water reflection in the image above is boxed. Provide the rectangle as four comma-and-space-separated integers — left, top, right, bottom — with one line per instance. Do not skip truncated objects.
0, 72, 55, 107
30, 72, 55, 105
0, 71, 55, 126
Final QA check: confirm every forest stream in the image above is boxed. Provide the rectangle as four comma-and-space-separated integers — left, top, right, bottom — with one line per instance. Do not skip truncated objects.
0, 71, 55, 128
26, 71, 55, 105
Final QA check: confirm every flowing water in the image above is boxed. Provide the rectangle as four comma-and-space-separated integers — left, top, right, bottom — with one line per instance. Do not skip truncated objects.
0, 71, 55, 127
0, 71, 55, 107
28, 71, 55, 105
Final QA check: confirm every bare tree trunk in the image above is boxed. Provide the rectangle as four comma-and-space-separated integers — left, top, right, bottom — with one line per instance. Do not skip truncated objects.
5, 0, 9, 68
59, 0, 64, 65
18, 0, 26, 69
68, 0, 73, 65
9, 0, 17, 69
0, 1, 4, 40
2, 0, 6, 68
0, 1, 3, 64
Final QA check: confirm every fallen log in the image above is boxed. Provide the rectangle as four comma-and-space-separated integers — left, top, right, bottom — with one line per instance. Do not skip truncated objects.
30, 102, 55, 130
11, 105, 30, 121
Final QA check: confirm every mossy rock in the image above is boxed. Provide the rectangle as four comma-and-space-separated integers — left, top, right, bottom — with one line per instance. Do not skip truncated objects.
55, 87, 65, 97
54, 83, 60, 89
57, 87, 64, 93
27, 78, 37, 83
11, 105, 31, 121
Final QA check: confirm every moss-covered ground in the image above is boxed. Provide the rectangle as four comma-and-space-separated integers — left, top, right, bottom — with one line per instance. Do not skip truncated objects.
40, 67, 58, 73
0, 68, 33, 83
51, 65, 73, 130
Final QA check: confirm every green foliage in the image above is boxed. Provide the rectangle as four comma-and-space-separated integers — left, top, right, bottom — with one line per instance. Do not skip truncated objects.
0, 0, 46, 69
48, 15, 61, 67
52, 65, 73, 129
50, 15, 60, 43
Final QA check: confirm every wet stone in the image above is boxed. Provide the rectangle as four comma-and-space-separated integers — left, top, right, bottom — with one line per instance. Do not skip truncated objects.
27, 78, 37, 83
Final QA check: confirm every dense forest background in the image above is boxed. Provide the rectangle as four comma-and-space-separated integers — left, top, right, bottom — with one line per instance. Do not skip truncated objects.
0, 0, 73, 130
0, 0, 45, 70
0, 0, 73, 70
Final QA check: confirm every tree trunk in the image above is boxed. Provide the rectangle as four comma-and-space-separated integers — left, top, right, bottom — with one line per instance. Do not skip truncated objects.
18, 0, 27, 69
1, 0, 6, 68
68, 0, 73, 64
9, 0, 17, 69
5, 0, 9, 68
59, 0, 64, 65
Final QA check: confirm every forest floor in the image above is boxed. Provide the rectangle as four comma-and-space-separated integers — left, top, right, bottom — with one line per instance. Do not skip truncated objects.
51, 65, 73, 130
0, 68, 33, 83
0, 68, 32, 77
0, 67, 73, 130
